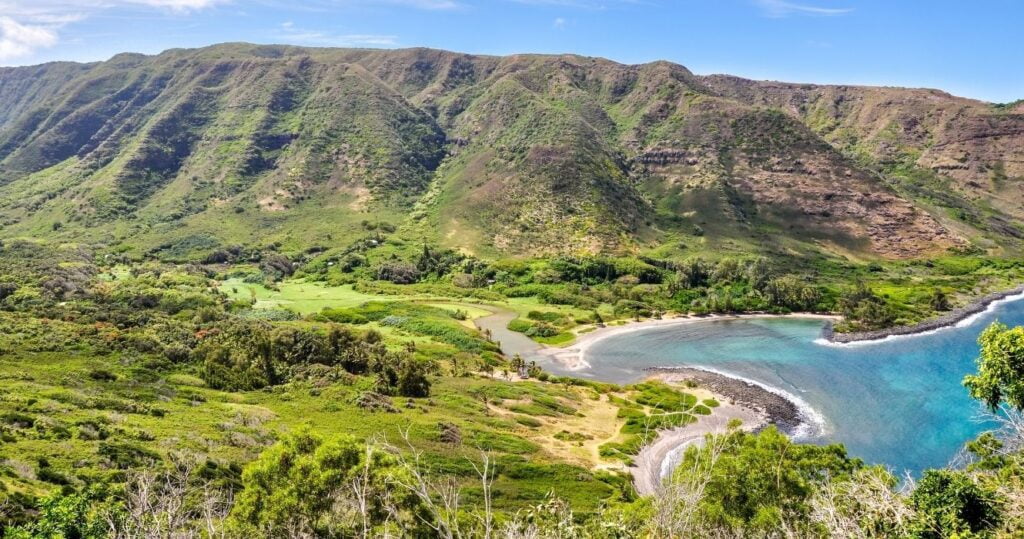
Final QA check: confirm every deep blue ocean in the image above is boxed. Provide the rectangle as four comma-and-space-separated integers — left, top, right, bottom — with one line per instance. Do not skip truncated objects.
550, 296, 1024, 474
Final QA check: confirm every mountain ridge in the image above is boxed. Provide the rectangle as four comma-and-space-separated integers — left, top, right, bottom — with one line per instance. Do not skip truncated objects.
3, 43, 1003, 108
0, 42, 1020, 261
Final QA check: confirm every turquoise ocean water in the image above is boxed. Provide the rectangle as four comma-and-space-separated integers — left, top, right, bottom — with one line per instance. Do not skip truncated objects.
546, 296, 1024, 474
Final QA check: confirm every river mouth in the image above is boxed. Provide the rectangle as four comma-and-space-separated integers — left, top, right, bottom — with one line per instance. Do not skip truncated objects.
540, 300, 1024, 475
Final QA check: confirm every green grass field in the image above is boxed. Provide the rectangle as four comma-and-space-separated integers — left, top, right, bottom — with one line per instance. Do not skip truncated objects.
220, 279, 412, 313
0, 338, 630, 514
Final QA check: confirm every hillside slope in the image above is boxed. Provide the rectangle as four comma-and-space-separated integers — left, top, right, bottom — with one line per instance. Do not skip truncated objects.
704, 76, 1024, 240
0, 43, 1019, 260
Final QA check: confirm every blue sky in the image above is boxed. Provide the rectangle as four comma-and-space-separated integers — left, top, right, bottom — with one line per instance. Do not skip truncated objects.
0, 0, 1020, 102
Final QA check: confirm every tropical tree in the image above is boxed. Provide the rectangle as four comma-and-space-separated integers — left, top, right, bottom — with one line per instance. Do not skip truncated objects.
396, 357, 431, 398
229, 429, 423, 537
964, 322, 1024, 411
668, 426, 863, 533
909, 469, 1001, 538
510, 354, 526, 378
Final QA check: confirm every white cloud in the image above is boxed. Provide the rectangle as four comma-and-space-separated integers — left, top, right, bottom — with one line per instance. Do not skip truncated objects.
0, 0, 452, 63
123, 0, 227, 12
553, 16, 566, 29
754, 0, 852, 17
0, 0, 225, 63
0, 0, 225, 17
0, 16, 60, 61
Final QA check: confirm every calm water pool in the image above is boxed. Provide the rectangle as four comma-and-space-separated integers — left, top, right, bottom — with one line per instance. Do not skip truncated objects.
545, 296, 1024, 474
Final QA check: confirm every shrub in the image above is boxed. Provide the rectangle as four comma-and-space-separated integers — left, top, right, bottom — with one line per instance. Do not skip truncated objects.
2, 412, 35, 429
318, 307, 369, 324
5, 493, 109, 539
98, 441, 160, 469
376, 262, 420, 284
396, 358, 431, 398
525, 322, 559, 338
508, 319, 533, 333
554, 431, 591, 442
36, 467, 70, 485
673, 426, 863, 532
88, 368, 118, 382
438, 422, 462, 444
910, 470, 1001, 537
527, 310, 565, 323
0, 282, 17, 301
229, 429, 425, 536
354, 391, 397, 413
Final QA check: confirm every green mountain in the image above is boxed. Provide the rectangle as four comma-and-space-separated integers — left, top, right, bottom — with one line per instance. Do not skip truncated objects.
0, 43, 1021, 260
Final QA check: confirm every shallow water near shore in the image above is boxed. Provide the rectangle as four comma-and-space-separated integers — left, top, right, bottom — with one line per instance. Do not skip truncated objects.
544, 298, 1024, 475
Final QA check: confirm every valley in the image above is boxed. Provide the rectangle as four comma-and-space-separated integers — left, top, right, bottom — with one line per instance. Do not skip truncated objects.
1, 42, 1023, 537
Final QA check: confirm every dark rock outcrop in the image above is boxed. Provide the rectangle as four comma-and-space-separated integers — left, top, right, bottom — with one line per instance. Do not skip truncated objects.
825, 285, 1024, 343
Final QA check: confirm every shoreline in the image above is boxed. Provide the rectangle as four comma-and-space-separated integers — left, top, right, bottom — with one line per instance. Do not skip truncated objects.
645, 368, 816, 437
630, 369, 817, 496
537, 283, 1024, 365
629, 396, 765, 496
822, 285, 1024, 345
534, 285, 1024, 496
540, 312, 839, 370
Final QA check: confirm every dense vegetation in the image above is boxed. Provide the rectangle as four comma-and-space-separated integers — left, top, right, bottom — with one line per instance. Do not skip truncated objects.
287, 238, 1024, 333
0, 241, 603, 529
0, 46, 1021, 337
0, 236, 1021, 537
1, 43, 1023, 538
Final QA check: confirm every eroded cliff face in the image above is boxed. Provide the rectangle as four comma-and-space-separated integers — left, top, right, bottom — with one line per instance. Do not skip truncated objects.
0, 43, 1016, 259
917, 113, 1024, 217
623, 94, 964, 258
701, 75, 1024, 224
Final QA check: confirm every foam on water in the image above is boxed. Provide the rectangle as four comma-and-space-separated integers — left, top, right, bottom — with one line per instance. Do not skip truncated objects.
685, 365, 829, 441
651, 366, 829, 480
814, 290, 1024, 348
956, 290, 1024, 328
547, 295, 1024, 473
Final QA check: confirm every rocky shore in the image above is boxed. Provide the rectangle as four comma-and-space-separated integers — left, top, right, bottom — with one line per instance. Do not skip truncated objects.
631, 370, 771, 495
825, 285, 1024, 344
644, 367, 807, 435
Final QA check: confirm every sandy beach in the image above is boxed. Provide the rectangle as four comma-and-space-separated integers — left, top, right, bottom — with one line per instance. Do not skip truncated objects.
627, 369, 822, 494
537, 283, 1024, 365
491, 302, 1024, 495
629, 390, 766, 496
541, 312, 839, 370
